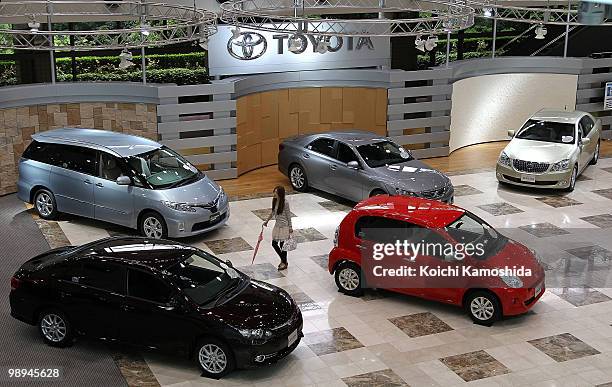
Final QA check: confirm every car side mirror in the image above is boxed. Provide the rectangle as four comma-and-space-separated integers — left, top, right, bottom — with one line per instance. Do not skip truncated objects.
116, 175, 131, 185
581, 137, 591, 146
225, 259, 233, 267
507, 130, 515, 137
347, 161, 360, 169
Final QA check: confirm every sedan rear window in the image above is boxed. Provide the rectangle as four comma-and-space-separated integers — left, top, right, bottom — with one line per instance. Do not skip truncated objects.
516, 120, 575, 144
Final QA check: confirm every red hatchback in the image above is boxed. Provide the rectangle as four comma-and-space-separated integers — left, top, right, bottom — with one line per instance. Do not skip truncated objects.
329, 195, 545, 325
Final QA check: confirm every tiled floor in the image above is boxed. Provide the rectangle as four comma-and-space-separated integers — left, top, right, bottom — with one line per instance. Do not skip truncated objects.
34, 157, 612, 387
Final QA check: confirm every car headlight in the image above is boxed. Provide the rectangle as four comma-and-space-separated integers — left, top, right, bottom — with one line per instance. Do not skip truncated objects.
395, 187, 418, 196
238, 328, 273, 342
500, 275, 523, 288
161, 200, 196, 212
498, 151, 512, 167
549, 159, 570, 172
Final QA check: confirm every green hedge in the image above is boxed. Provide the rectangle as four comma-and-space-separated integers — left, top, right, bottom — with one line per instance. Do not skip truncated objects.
55, 67, 208, 85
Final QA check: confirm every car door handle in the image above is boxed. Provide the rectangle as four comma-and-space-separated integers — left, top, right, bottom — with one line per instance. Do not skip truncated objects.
95, 182, 104, 188
83, 179, 92, 184
330, 164, 337, 170
121, 304, 135, 312
302, 153, 310, 159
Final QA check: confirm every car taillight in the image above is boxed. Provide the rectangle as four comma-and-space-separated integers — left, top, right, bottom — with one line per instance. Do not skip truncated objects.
10, 276, 21, 290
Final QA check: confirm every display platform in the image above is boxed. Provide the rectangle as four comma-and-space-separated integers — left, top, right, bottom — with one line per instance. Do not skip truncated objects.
5, 148, 612, 386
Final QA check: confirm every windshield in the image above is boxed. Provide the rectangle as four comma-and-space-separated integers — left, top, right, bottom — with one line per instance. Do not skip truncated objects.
445, 213, 501, 258
516, 119, 575, 144
357, 141, 413, 168
166, 252, 242, 305
126, 146, 200, 189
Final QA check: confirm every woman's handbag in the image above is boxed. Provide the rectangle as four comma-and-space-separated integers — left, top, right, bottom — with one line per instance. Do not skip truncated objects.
282, 234, 297, 251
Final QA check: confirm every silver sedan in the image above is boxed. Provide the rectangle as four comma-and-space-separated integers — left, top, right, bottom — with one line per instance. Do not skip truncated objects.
278, 131, 454, 203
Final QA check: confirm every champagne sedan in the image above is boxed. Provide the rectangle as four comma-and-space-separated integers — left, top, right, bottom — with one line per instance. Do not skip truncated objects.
496, 110, 601, 191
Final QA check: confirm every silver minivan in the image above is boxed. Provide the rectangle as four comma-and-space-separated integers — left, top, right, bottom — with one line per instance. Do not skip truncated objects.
18, 128, 229, 239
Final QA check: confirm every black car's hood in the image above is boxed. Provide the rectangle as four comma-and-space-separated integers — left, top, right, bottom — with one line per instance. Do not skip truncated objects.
205, 280, 296, 330
373, 159, 450, 193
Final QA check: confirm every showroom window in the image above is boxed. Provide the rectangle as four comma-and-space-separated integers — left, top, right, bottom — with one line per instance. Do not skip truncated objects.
336, 142, 359, 164
128, 269, 172, 304
51, 144, 96, 175
307, 138, 336, 158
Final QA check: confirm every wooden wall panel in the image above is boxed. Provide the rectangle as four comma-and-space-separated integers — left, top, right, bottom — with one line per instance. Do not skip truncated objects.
236, 87, 387, 175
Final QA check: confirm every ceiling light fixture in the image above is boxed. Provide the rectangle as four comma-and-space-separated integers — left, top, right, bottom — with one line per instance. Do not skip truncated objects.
415, 35, 426, 52
316, 39, 329, 54
288, 35, 301, 52
140, 22, 151, 36
534, 23, 547, 39
425, 35, 438, 51
483, 6, 493, 17
118, 48, 135, 69
27, 15, 40, 33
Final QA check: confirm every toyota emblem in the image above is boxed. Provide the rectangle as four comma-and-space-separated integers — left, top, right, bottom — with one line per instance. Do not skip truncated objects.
227, 32, 267, 60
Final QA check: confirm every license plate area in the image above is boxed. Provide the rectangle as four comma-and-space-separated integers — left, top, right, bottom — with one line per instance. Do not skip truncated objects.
521, 174, 536, 183
287, 329, 298, 347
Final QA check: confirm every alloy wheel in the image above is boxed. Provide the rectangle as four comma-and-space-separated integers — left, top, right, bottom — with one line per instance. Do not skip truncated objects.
36, 192, 53, 217
470, 296, 495, 321
143, 216, 163, 239
338, 267, 360, 291
40, 313, 67, 343
198, 344, 227, 374
290, 167, 304, 189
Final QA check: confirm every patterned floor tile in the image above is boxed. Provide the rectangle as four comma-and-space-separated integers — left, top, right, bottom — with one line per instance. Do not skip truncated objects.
34, 219, 71, 249
535, 196, 583, 208
293, 227, 327, 243
280, 284, 321, 311
440, 350, 510, 382
601, 167, 612, 174
592, 188, 612, 200
476, 202, 524, 216
310, 254, 329, 269
580, 214, 612, 228
518, 222, 571, 238
389, 312, 453, 338
566, 245, 612, 261
205, 237, 253, 254
453, 184, 483, 196
362, 289, 388, 301
318, 200, 353, 212
549, 288, 612, 307
528, 333, 600, 362
342, 369, 408, 387
304, 327, 364, 356
251, 208, 296, 221
109, 345, 160, 387
238, 262, 284, 280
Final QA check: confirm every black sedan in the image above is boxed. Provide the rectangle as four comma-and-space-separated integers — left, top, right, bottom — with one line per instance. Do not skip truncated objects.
9, 237, 303, 379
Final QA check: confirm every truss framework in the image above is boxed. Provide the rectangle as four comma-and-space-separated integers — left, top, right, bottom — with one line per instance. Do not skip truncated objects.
470, 0, 612, 26
220, 0, 475, 36
0, 1, 217, 51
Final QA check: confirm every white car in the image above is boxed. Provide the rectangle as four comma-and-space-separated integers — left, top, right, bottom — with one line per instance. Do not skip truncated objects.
496, 109, 601, 191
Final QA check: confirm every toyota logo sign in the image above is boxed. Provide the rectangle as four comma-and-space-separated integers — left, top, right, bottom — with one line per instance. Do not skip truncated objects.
227, 32, 267, 60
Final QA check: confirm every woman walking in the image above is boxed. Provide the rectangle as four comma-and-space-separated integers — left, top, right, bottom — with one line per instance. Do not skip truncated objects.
263, 186, 293, 270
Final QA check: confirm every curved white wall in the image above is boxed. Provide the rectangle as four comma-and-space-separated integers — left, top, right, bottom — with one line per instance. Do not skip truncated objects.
449, 73, 578, 152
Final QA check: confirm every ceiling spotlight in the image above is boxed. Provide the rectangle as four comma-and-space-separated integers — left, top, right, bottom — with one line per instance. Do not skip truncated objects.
28, 15, 40, 33
316, 40, 329, 54
534, 23, 547, 39
231, 26, 241, 39
415, 35, 426, 52
425, 35, 438, 51
483, 6, 493, 17
118, 48, 135, 69
288, 35, 301, 52
199, 37, 208, 50
140, 22, 151, 36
